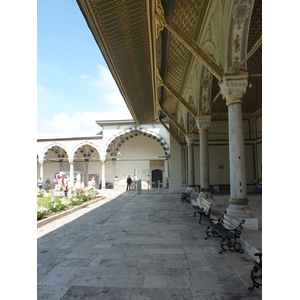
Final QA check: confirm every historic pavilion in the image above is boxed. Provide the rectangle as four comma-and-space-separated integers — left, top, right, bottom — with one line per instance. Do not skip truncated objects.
37, 0, 262, 230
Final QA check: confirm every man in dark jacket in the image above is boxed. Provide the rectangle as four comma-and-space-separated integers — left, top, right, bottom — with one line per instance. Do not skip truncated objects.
126, 175, 132, 191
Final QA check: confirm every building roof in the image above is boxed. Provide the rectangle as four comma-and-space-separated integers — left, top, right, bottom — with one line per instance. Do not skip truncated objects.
77, 0, 262, 142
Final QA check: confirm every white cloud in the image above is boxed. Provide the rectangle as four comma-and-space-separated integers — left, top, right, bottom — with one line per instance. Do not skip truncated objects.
81, 64, 119, 93
37, 85, 55, 103
98, 92, 124, 105
37, 107, 132, 136
37, 64, 133, 136
80, 64, 128, 107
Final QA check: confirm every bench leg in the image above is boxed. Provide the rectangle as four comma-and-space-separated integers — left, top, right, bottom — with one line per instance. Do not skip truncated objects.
219, 237, 244, 254
205, 225, 211, 239
248, 264, 262, 291
198, 214, 203, 224
194, 211, 196, 217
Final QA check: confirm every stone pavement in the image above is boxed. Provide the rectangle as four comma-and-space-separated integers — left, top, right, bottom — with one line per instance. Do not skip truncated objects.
37, 188, 262, 299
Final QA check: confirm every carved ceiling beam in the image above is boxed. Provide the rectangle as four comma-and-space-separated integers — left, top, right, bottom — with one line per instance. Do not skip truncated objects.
157, 103, 186, 136
155, 12, 224, 81
157, 115, 180, 145
157, 71, 198, 119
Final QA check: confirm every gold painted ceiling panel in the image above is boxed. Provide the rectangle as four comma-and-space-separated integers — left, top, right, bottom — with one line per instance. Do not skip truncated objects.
79, 0, 156, 125
160, 0, 205, 117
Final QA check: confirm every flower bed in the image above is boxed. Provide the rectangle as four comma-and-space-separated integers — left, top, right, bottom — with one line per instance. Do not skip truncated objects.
37, 187, 100, 220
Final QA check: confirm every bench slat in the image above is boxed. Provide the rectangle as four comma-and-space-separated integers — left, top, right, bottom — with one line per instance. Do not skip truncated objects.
191, 197, 213, 224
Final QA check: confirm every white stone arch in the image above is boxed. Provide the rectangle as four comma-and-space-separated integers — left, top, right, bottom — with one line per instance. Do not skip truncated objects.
42, 142, 70, 161
225, 0, 255, 72
71, 141, 102, 161
37, 151, 41, 161
105, 126, 170, 158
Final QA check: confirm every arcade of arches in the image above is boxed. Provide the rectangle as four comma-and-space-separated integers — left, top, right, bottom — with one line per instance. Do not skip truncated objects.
37, 121, 171, 191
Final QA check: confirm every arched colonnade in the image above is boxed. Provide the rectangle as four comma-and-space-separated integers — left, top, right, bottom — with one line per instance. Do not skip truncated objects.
37, 125, 170, 189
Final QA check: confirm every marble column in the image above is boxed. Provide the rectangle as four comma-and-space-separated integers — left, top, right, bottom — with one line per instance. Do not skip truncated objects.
101, 159, 106, 190
84, 161, 89, 186
196, 115, 213, 201
39, 160, 44, 180
69, 159, 74, 188
219, 72, 258, 229
185, 133, 195, 188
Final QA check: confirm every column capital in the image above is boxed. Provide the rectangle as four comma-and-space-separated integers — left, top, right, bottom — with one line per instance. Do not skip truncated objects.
196, 115, 211, 131
219, 72, 249, 104
185, 133, 196, 145
100, 153, 106, 163
68, 159, 74, 164
38, 159, 44, 165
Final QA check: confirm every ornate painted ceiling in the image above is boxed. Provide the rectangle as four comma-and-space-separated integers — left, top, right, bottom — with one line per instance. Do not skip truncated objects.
77, 0, 262, 142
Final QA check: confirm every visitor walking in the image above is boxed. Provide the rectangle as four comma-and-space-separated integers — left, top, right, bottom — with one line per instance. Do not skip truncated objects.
126, 175, 132, 191
37, 177, 43, 190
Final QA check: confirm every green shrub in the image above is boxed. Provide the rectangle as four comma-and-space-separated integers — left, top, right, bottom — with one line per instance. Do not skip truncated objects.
37, 187, 99, 220
37, 191, 44, 197
37, 206, 48, 220
48, 198, 66, 213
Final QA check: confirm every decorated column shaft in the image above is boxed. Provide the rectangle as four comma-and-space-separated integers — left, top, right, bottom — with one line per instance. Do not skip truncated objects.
185, 133, 195, 188
196, 115, 212, 200
69, 159, 74, 188
219, 72, 256, 224
101, 159, 106, 190
84, 161, 89, 185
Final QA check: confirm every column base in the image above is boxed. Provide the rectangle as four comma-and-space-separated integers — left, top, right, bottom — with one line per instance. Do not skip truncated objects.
226, 202, 258, 230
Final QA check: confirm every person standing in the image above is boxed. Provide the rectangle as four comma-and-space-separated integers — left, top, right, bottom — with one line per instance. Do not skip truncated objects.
55, 175, 59, 191
114, 176, 119, 190
87, 178, 93, 188
37, 177, 43, 190
57, 176, 63, 191
126, 175, 132, 191
45, 177, 51, 193
64, 181, 68, 197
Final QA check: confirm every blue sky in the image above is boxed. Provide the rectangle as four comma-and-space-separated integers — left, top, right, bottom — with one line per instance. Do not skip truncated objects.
37, 1, 132, 137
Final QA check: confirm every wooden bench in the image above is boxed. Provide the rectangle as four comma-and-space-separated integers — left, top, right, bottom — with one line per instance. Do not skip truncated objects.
248, 252, 262, 291
205, 212, 245, 254
191, 197, 212, 224
181, 188, 193, 203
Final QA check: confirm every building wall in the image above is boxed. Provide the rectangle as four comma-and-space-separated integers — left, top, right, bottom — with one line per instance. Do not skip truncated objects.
106, 160, 150, 186
37, 118, 262, 194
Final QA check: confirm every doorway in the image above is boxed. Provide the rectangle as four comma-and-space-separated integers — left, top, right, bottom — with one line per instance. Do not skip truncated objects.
152, 169, 162, 188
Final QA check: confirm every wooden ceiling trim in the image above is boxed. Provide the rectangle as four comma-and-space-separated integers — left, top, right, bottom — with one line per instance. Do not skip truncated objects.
155, 12, 223, 81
